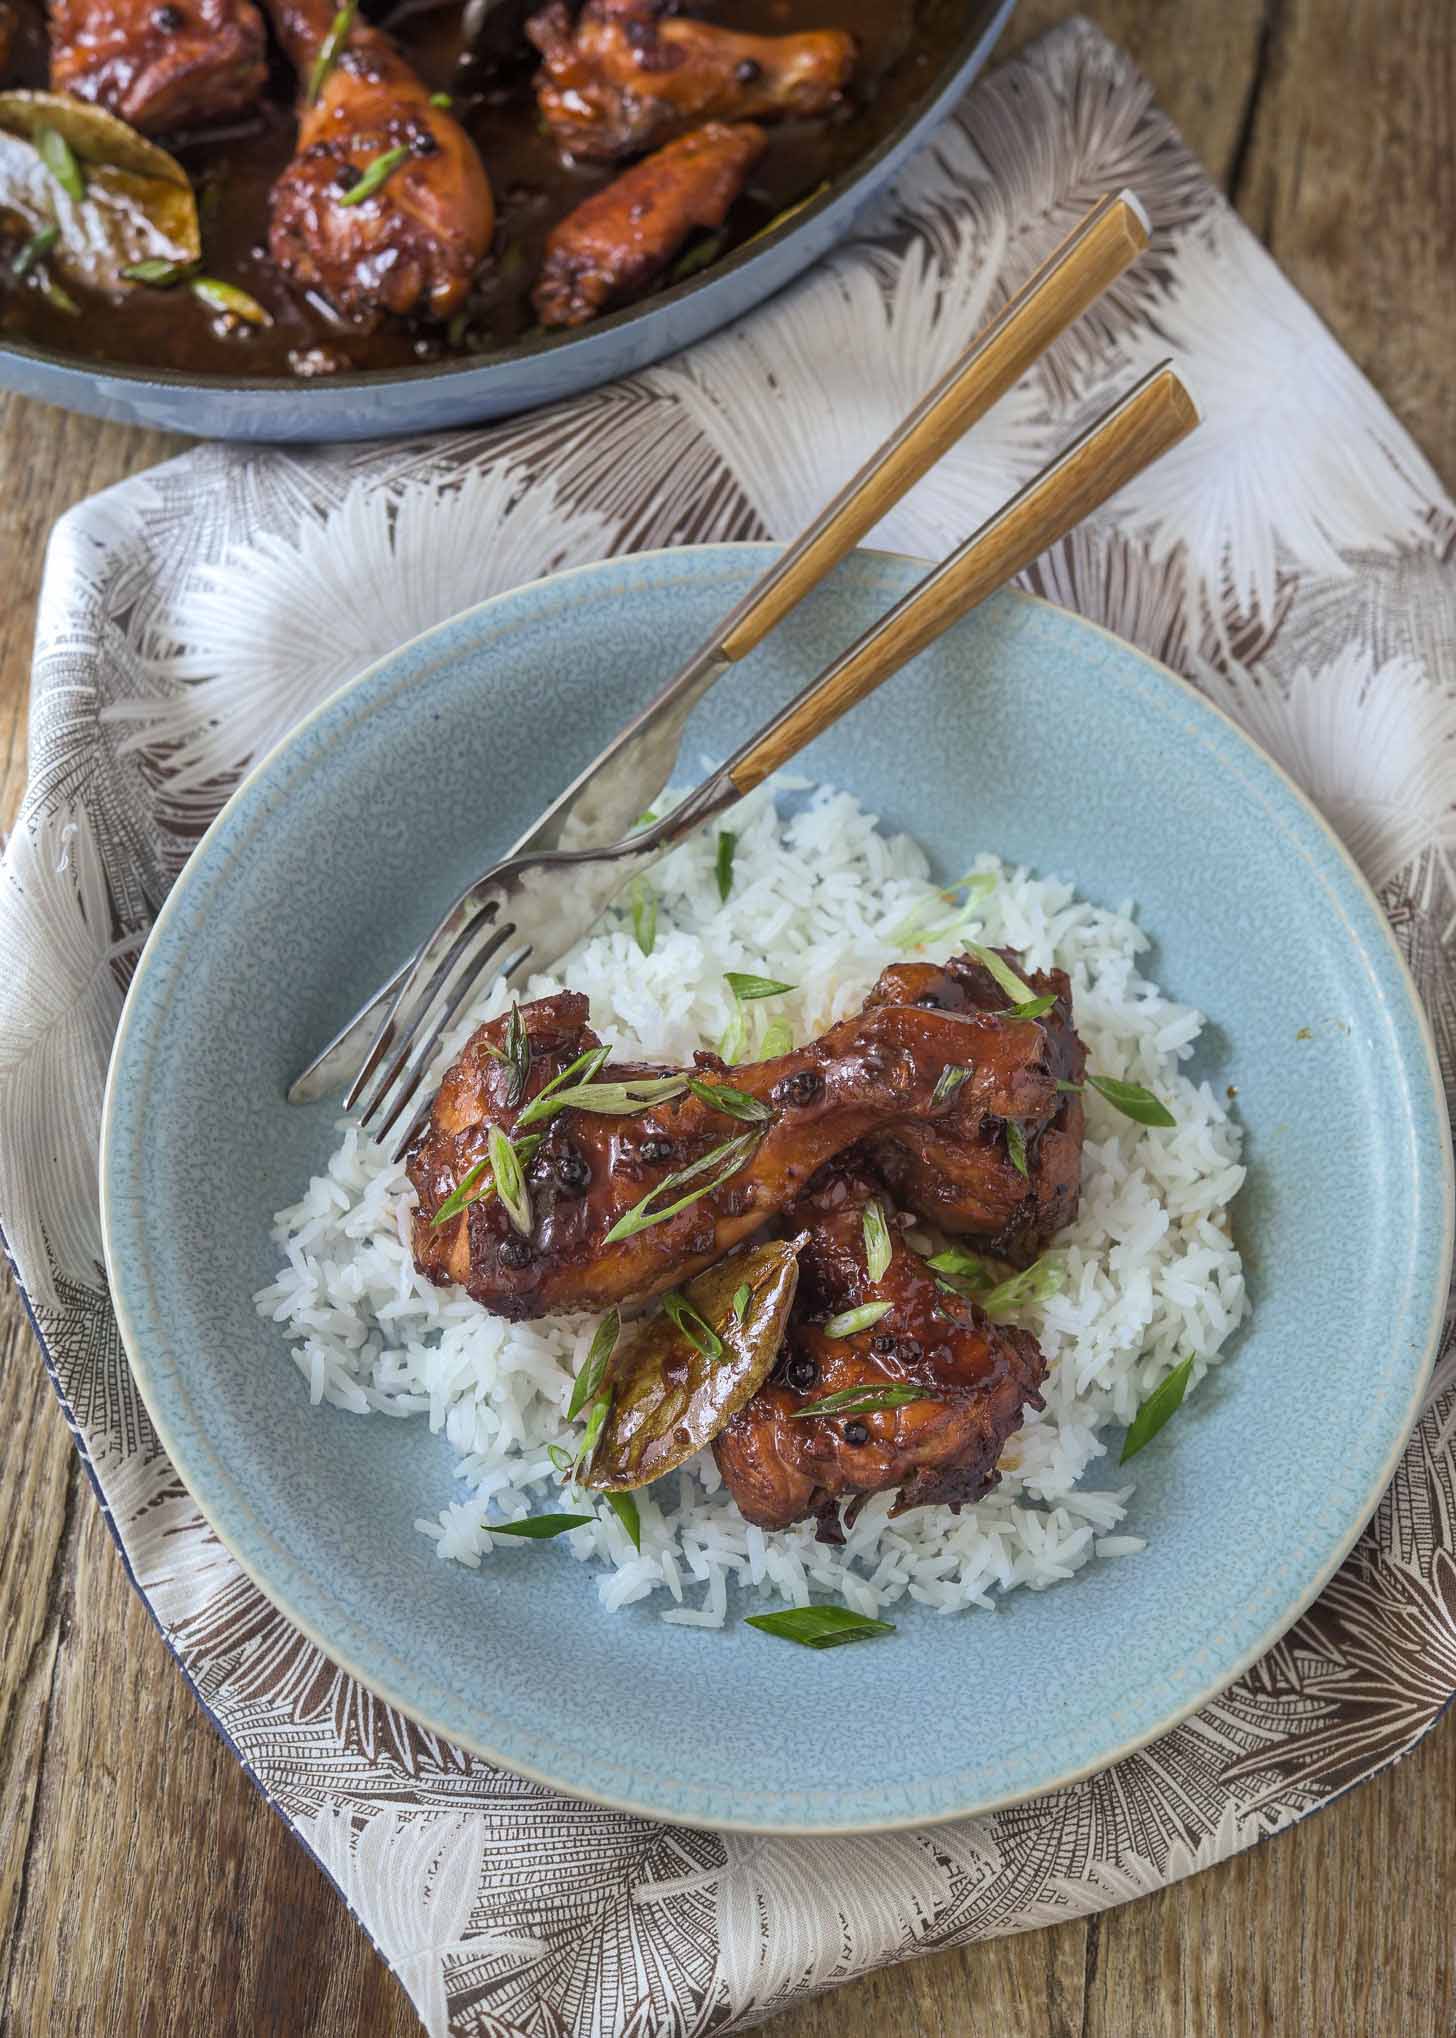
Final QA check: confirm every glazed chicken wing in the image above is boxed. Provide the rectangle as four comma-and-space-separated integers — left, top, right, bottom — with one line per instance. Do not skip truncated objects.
265, 0, 492, 325
526, 0, 855, 161
408, 985, 1057, 1321
863, 950, 1088, 1264
534, 119, 765, 328
49, 0, 266, 132
713, 1167, 1047, 1542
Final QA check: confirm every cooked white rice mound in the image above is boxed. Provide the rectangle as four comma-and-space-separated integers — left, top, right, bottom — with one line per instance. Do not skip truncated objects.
255, 780, 1247, 1625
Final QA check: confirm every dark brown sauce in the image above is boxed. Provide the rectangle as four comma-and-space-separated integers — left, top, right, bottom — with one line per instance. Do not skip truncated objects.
0, 0, 968, 377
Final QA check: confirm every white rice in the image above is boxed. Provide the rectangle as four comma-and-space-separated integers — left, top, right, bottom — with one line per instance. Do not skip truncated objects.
255, 778, 1247, 1625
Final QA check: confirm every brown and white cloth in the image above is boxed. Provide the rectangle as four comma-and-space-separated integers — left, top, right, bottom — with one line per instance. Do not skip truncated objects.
3, 18, 1454, 2034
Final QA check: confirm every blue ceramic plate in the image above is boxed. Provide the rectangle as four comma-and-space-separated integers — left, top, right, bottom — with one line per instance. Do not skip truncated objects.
100, 547, 1453, 1832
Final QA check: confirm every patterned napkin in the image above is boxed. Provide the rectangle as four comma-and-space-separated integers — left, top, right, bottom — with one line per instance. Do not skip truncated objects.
4, 17, 1454, 2035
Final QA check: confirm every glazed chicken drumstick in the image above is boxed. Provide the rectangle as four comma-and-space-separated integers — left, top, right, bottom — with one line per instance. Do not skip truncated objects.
407, 966, 1075, 1321
714, 1165, 1048, 1542
265, 0, 493, 325
535, 120, 765, 328
863, 950, 1088, 1265
49, 0, 266, 132
526, 0, 856, 161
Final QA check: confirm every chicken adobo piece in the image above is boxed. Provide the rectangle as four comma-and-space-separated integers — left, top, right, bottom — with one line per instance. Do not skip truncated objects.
406, 945, 1086, 1537
264, 0, 493, 325
863, 950, 1087, 1265
713, 1167, 1047, 1541
534, 119, 765, 328
49, 0, 267, 132
526, 0, 856, 161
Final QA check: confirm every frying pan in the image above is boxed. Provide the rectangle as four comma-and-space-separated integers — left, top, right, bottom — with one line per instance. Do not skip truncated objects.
0, 0, 1014, 441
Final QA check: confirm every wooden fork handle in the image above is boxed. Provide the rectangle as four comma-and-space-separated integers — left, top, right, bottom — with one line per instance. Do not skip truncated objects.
726, 362, 1199, 794
716, 189, 1151, 665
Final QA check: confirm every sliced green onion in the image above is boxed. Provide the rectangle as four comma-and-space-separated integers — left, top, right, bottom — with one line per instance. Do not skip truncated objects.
487, 1122, 532, 1236
970, 944, 1036, 1005
121, 257, 198, 287
490, 1512, 593, 1539
888, 871, 996, 947
862, 1200, 892, 1283
744, 1604, 894, 1649
1087, 1074, 1176, 1128
567, 1309, 619, 1421
601, 1132, 758, 1245
629, 877, 657, 957
756, 1019, 793, 1061
503, 1001, 530, 1108
521, 1074, 688, 1126
717, 1003, 747, 1064
685, 1076, 771, 1123
308, 0, 357, 103
661, 1288, 723, 1361
547, 1442, 575, 1476
574, 1389, 611, 1479
428, 1131, 542, 1228
1120, 1355, 1196, 1463
931, 1065, 970, 1107
789, 1382, 933, 1420
980, 1254, 1064, 1320
12, 225, 58, 277
926, 1247, 999, 1293
37, 125, 85, 203
1006, 1121, 1029, 1179
1003, 992, 1058, 1020
40, 276, 80, 315
514, 1042, 612, 1127
428, 89, 453, 108
731, 1282, 750, 1321
715, 830, 736, 904
725, 971, 794, 1001
821, 1299, 894, 1339
191, 276, 272, 325
603, 1488, 640, 1549
337, 143, 409, 207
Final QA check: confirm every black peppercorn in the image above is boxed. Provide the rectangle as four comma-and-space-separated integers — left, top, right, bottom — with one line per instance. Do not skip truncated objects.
735, 57, 762, 82
772, 1068, 821, 1109
152, 4, 184, 28
843, 1420, 869, 1446
498, 1236, 532, 1268
553, 1147, 590, 1193
914, 991, 943, 1008
639, 1135, 674, 1164
334, 163, 362, 192
872, 1333, 895, 1354
785, 1352, 818, 1391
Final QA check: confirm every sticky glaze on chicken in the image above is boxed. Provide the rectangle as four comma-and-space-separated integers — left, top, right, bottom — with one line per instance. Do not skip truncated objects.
265, 0, 493, 325
535, 120, 765, 328
407, 983, 1056, 1322
863, 949, 1087, 1266
49, 0, 266, 131
714, 1166, 1046, 1542
526, 0, 856, 162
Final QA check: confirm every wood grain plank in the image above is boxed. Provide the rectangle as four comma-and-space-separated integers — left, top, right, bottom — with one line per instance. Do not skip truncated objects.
1232, 0, 1456, 489
0, 1372, 419, 2037
0, 1276, 77, 1970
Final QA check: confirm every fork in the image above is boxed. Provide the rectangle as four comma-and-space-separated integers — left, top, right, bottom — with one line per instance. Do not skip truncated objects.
290, 189, 1150, 1106
350, 359, 1198, 1157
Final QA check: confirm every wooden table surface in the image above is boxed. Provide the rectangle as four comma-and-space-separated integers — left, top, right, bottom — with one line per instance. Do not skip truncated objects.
2, 2, 1454, 2031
